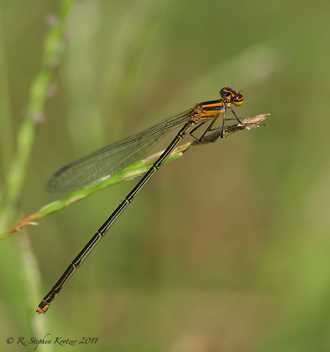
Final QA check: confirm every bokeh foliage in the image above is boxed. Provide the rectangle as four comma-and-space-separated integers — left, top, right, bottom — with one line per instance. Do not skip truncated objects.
1, 0, 330, 351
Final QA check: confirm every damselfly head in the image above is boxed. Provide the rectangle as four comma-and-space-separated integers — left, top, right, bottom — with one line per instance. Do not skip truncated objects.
220, 87, 244, 106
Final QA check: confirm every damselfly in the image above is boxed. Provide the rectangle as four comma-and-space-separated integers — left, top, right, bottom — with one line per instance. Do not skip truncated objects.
37, 87, 244, 313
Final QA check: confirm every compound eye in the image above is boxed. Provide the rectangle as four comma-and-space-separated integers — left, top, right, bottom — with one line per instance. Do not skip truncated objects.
233, 93, 244, 106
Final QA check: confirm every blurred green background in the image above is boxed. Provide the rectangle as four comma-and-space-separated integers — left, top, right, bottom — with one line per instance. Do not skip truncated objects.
1, 0, 330, 351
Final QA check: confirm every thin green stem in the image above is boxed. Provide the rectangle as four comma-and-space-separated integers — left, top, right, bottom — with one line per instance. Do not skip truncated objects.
0, 0, 76, 232
0, 114, 269, 239
0, 0, 76, 339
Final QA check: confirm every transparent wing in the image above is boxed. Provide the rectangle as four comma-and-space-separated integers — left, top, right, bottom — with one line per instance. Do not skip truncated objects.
47, 109, 193, 194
